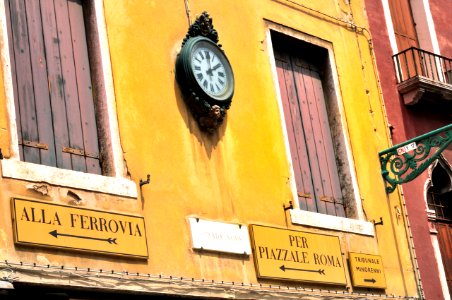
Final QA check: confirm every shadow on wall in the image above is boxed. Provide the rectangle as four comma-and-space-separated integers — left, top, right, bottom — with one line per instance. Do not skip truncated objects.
173, 76, 227, 159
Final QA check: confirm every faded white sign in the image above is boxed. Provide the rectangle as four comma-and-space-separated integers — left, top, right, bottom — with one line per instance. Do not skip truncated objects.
188, 217, 251, 255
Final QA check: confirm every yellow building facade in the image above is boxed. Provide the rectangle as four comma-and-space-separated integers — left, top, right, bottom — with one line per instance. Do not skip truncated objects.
0, 0, 421, 299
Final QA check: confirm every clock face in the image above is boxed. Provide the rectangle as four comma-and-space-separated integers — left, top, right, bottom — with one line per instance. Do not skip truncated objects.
176, 36, 234, 104
191, 47, 228, 97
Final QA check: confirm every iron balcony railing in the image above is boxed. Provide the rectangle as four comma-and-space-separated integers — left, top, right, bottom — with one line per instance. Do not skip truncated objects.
393, 47, 452, 84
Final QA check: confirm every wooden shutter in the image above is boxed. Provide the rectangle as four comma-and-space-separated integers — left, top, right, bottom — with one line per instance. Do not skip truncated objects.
5, 0, 101, 174
389, 0, 419, 51
389, 0, 424, 80
436, 223, 452, 292
276, 51, 317, 213
429, 186, 452, 293
275, 49, 345, 217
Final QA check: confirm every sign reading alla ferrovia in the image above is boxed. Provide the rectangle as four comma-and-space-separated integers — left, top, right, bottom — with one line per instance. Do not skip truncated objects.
11, 198, 148, 258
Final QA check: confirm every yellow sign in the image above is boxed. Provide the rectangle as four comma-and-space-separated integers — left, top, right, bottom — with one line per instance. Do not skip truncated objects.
11, 198, 148, 259
249, 225, 346, 285
349, 252, 386, 289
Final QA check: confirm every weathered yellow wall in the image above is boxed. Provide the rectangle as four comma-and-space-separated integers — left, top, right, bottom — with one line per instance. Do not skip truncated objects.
0, 0, 418, 297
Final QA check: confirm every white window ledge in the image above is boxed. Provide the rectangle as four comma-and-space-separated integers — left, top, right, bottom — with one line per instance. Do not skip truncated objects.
290, 209, 375, 236
1, 159, 137, 198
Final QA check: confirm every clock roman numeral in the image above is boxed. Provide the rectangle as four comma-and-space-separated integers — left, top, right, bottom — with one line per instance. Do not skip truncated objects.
210, 83, 214, 93
218, 78, 224, 85
194, 66, 201, 71
196, 73, 204, 80
203, 80, 208, 89
218, 72, 225, 78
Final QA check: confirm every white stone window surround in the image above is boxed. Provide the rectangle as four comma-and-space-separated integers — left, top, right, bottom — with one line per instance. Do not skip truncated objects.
0, 0, 137, 198
265, 22, 374, 236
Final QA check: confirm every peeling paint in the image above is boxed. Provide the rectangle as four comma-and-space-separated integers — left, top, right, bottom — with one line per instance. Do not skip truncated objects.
26, 183, 50, 196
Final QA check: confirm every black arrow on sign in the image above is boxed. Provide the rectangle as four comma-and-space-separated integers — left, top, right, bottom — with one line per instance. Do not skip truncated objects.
364, 278, 376, 283
280, 265, 325, 275
49, 230, 117, 244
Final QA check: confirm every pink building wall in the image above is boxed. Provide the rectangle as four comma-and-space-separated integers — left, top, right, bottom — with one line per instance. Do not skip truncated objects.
430, 0, 452, 58
365, 0, 451, 299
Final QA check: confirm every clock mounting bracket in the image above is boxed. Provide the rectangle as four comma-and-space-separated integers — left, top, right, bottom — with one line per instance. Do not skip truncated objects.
182, 11, 219, 49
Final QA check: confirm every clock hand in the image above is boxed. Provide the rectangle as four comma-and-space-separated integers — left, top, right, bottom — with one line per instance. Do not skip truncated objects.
206, 63, 221, 80
206, 52, 213, 80
211, 63, 221, 71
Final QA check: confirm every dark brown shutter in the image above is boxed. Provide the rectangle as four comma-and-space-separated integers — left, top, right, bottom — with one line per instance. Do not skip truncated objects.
6, 0, 101, 174
436, 223, 452, 292
275, 49, 345, 217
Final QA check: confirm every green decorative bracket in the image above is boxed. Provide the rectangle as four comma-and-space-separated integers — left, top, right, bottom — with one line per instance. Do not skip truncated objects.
379, 124, 452, 193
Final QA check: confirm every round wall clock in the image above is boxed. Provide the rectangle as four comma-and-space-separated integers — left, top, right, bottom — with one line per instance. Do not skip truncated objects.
176, 36, 234, 106
175, 12, 234, 133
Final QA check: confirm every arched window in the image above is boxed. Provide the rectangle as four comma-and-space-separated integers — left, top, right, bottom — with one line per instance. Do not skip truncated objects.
427, 160, 452, 222
427, 158, 452, 292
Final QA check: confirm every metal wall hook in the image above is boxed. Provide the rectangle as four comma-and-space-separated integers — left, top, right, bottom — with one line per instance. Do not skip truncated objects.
373, 217, 383, 226
283, 201, 293, 211
139, 174, 151, 187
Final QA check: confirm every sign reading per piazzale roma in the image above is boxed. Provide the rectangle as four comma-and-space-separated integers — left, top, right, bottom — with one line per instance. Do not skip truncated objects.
249, 225, 346, 285
11, 198, 148, 259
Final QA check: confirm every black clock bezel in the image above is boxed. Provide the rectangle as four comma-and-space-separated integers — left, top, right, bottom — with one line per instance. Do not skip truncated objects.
176, 36, 234, 106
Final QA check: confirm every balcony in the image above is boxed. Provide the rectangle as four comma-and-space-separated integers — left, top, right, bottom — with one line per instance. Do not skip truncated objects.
393, 47, 452, 110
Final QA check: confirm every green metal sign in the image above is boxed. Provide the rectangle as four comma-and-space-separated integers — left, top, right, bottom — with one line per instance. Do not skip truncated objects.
379, 124, 452, 193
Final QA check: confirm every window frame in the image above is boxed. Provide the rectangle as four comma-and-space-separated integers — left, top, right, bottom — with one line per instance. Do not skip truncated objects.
0, 0, 137, 198
266, 23, 373, 236
426, 158, 452, 222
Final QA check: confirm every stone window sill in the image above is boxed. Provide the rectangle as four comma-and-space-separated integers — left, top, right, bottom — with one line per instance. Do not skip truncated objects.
1, 159, 137, 198
290, 209, 375, 236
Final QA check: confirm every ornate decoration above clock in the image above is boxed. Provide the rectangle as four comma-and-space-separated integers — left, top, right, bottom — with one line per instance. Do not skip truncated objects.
176, 12, 235, 133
